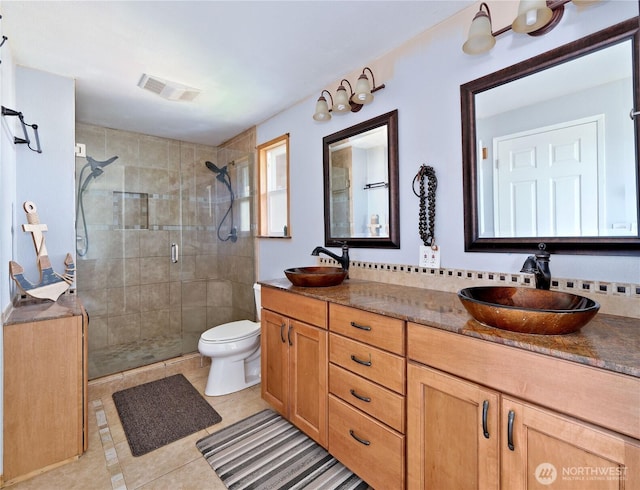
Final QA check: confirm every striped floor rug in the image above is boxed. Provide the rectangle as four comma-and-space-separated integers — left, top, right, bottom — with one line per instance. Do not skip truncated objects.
196, 409, 369, 490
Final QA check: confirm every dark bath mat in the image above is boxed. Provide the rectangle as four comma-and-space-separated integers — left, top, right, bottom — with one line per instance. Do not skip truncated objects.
113, 374, 222, 457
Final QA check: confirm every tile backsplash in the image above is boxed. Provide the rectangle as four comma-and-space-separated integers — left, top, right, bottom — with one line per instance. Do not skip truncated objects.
318, 258, 640, 319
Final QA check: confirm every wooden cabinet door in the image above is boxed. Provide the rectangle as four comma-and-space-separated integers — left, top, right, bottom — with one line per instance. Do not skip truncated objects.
260, 309, 289, 417
289, 319, 328, 448
501, 397, 640, 490
4, 315, 84, 481
261, 310, 328, 447
407, 363, 500, 490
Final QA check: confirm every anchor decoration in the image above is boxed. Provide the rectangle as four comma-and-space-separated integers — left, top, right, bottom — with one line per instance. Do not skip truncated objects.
9, 201, 75, 301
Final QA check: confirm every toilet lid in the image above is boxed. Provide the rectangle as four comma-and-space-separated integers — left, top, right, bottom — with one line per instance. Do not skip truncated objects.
201, 320, 260, 343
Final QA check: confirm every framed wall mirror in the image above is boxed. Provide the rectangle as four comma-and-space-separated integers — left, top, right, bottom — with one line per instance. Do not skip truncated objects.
461, 17, 639, 255
323, 110, 399, 248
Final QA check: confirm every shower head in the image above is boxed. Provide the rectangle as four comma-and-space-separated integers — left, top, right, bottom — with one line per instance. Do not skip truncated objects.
205, 161, 233, 192
205, 160, 227, 175
87, 155, 118, 174
76, 154, 119, 257
79, 155, 119, 193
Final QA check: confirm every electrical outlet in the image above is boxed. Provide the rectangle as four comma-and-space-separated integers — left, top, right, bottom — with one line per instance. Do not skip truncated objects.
419, 245, 441, 268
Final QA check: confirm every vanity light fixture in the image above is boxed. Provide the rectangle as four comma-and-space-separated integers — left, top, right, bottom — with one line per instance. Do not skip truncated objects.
512, 0, 554, 34
313, 90, 334, 121
462, 3, 496, 55
312, 67, 385, 122
333, 80, 353, 114
463, 0, 600, 55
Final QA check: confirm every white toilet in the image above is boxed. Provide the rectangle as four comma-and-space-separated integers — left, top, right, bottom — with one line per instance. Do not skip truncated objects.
198, 283, 262, 396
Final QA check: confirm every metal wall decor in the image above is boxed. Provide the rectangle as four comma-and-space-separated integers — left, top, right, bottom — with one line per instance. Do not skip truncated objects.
1, 106, 42, 153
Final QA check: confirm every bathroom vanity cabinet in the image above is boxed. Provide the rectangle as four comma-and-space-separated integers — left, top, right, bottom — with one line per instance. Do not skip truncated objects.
327, 304, 406, 490
260, 287, 328, 447
2, 295, 88, 485
260, 280, 639, 489
407, 323, 640, 489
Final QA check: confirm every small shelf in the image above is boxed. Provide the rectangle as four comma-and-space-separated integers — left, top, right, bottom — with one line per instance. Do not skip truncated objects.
363, 181, 388, 190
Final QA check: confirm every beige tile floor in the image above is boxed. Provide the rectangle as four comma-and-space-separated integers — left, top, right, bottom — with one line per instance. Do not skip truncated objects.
8, 356, 270, 490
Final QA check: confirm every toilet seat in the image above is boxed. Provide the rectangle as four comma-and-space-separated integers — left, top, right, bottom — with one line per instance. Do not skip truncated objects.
200, 320, 260, 344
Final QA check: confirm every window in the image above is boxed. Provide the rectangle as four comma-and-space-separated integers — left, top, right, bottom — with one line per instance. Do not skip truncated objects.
257, 134, 290, 237
234, 156, 251, 233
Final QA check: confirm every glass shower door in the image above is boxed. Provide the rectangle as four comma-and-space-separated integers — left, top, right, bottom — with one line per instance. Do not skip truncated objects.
76, 123, 256, 380
178, 147, 255, 355
76, 126, 186, 379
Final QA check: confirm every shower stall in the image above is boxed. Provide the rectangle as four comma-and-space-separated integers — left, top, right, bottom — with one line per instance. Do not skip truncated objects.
74, 123, 256, 380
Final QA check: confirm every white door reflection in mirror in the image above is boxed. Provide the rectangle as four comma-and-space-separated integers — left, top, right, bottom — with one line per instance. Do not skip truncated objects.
493, 117, 601, 237
465, 26, 639, 252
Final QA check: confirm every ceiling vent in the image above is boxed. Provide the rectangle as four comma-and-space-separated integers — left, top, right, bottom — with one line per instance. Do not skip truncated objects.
137, 74, 201, 102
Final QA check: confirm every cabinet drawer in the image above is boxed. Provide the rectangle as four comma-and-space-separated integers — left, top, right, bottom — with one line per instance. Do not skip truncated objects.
330, 334, 405, 394
329, 363, 405, 433
262, 286, 327, 329
408, 322, 640, 440
330, 303, 404, 355
329, 395, 405, 490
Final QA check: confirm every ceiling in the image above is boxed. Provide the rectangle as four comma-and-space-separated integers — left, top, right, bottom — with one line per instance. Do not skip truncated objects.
1, 1, 474, 146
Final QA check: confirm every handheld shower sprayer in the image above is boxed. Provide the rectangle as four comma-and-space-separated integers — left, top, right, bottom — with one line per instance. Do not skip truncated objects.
88, 155, 118, 172
205, 160, 226, 174
80, 155, 119, 192
205, 160, 237, 242
76, 155, 119, 256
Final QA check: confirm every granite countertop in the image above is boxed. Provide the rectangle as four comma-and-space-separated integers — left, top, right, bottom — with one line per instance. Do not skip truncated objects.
261, 278, 640, 379
4, 293, 85, 326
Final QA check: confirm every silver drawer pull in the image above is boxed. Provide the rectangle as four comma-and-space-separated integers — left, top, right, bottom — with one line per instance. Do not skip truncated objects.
350, 321, 371, 331
350, 389, 371, 403
349, 429, 371, 446
350, 354, 372, 367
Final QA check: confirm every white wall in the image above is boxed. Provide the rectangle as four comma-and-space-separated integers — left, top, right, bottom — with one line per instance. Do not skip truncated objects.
0, 64, 75, 475
256, 1, 640, 284
14, 67, 76, 283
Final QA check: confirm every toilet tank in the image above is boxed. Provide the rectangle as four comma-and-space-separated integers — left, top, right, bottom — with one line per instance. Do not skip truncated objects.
253, 283, 262, 321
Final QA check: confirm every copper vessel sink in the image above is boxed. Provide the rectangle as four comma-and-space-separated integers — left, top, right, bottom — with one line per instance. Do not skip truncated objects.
458, 286, 600, 335
284, 267, 347, 287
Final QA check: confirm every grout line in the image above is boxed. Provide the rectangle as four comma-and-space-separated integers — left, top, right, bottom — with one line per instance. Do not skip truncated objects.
93, 399, 128, 490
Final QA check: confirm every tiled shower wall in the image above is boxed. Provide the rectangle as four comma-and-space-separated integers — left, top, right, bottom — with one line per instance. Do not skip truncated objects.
75, 123, 256, 379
